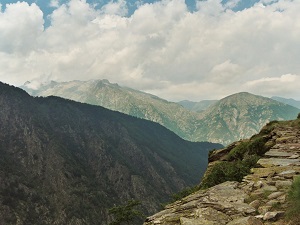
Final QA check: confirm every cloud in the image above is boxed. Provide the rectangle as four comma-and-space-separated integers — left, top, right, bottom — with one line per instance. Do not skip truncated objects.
0, 2, 44, 54
244, 74, 300, 98
49, 0, 60, 8
210, 60, 243, 83
0, 0, 300, 101
101, 0, 128, 16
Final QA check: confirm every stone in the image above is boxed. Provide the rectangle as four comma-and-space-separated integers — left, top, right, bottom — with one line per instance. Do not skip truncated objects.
180, 217, 216, 225
255, 215, 264, 220
268, 192, 284, 200
264, 149, 294, 157
288, 154, 299, 159
258, 205, 272, 214
249, 200, 261, 209
266, 180, 276, 186
278, 170, 297, 178
277, 194, 286, 203
195, 207, 231, 224
266, 199, 280, 206
257, 158, 300, 167
254, 181, 263, 188
275, 180, 292, 188
263, 211, 285, 221
261, 185, 277, 192
276, 136, 296, 143
227, 216, 263, 225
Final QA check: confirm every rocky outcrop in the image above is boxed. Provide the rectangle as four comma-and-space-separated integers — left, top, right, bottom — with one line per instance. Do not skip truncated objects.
144, 121, 300, 224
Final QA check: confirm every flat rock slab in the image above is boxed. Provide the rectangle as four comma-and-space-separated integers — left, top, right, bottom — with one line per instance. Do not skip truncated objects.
180, 217, 217, 225
144, 182, 256, 225
251, 167, 300, 178
288, 154, 299, 159
257, 158, 300, 167
264, 150, 294, 157
227, 216, 264, 225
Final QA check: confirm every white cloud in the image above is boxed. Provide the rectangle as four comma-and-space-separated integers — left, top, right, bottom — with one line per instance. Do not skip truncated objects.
101, 0, 128, 16
0, 2, 44, 54
244, 74, 300, 98
49, 0, 60, 8
0, 0, 300, 101
210, 60, 243, 83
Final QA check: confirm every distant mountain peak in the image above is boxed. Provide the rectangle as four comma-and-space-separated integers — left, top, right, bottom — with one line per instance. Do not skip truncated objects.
215, 92, 282, 107
19, 80, 300, 145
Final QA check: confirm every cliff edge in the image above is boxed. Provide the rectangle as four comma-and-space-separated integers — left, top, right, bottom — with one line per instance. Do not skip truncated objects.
144, 117, 300, 224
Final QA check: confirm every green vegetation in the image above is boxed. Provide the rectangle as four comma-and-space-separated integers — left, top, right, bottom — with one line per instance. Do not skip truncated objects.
109, 200, 144, 225
200, 122, 277, 189
200, 155, 259, 189
286, 176, 300, 224
227, 136, 270, 161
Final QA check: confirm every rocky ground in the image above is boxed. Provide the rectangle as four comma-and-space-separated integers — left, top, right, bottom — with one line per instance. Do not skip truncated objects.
144, 124, 300, 225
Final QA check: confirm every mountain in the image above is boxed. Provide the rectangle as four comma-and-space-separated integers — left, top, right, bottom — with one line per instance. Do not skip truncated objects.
193, 92, 300, 145
144, 115, 300, 224
271, 96, 300, 109
21, 81, 300, 145
0, 82, 221, 225
21, 79, 200, 141
177, 99, 218, 112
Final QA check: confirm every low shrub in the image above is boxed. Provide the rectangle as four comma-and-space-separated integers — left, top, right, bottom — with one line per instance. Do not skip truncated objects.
200, 155, 259, 189
227, 142, 249, 161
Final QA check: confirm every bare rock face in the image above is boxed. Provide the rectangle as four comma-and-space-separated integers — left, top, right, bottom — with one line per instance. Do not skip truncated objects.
144, 181, 256, 225
144, 120, 300, 225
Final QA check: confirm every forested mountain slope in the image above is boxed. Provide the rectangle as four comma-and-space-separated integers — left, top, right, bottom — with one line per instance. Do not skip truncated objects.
0, 82, 221, 225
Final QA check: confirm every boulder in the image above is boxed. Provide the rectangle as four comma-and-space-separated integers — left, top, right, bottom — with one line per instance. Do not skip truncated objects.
249, 200, 261, 209
267, 192, 284, 200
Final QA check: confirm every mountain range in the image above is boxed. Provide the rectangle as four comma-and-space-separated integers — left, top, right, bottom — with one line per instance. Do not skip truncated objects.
21, 80, 300, 145
0, 82, 221, 224
195, 92, 299, 144
271, 96, 300, 109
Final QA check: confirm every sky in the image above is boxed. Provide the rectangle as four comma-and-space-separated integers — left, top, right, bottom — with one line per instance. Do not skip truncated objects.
1, 0, 300, 101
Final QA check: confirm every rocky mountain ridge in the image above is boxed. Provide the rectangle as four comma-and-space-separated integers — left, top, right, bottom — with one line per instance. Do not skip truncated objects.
21, 79, 200, 141
272, 96, 300, 109
144, 117, 300, 224
20, 80, 300, 145
196, 92, 300, 145
0, 82, 221, 224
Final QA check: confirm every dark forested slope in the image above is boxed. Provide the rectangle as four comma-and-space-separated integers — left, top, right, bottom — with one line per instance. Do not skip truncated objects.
0, 82, 221, 224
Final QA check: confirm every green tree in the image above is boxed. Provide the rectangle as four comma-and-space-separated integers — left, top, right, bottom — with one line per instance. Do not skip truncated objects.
109, 200, 143, 225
